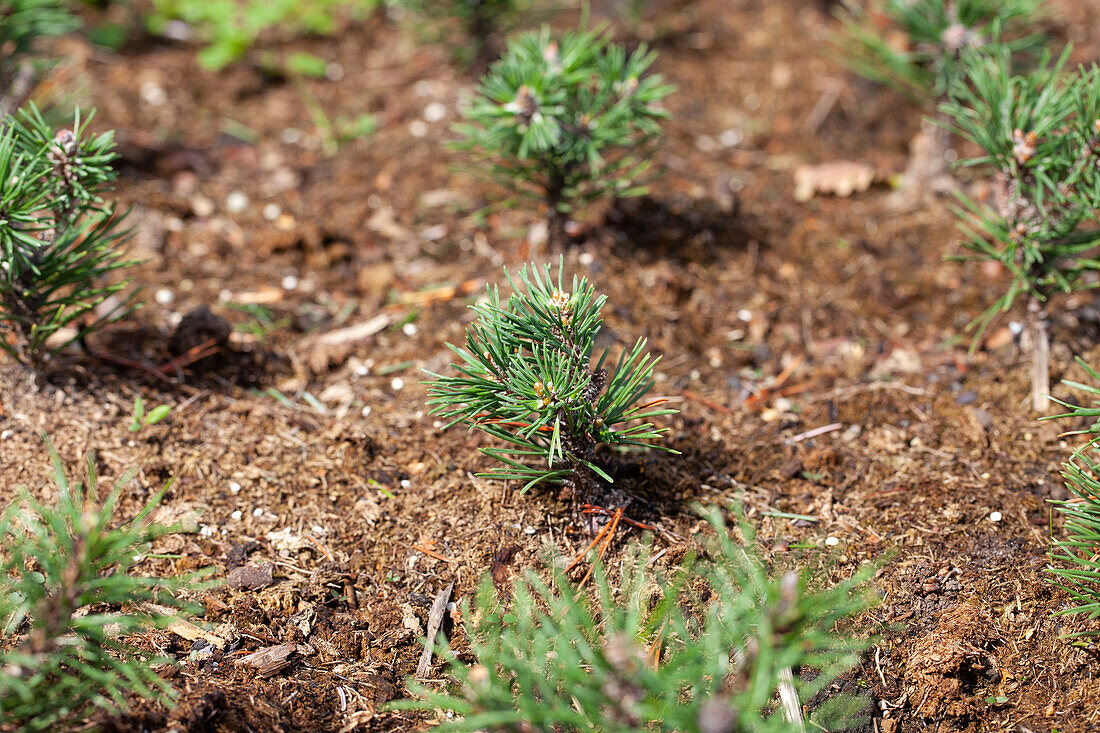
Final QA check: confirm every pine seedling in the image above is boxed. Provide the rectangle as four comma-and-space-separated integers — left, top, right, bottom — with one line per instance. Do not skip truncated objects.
393, 0, 528, 66
0, 0, 80, 118
834, 0, 1045, 103
395, 507, 874, 732
454, 23, 673, 248
0, 437, 211, 730
0, 105, 138, 370
940, 48, 1100, 411
426, 261, 676, 502
1045, 359, 1100, 636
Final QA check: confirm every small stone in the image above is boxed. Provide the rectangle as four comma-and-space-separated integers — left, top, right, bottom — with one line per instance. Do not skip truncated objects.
281, 275, 299, 290
955, 390, 978, 406
402, 322, 418, 336
989, 511, 1002, 522
231, 510, 243, 520
424, 102, 447, 122
409, 120, 428, 137
140, 80, 167, 106
191, 195, 215, 218
225, 191, 249, 214
825, 536, 840, 547
263, 203, 282, 221
154, 288, 174, 305
391, 377, 405, 391
227, 563, 275, 590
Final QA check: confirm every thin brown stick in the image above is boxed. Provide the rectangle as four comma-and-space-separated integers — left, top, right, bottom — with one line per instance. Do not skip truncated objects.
578, 508, 622, 588
564, 519, 613, 574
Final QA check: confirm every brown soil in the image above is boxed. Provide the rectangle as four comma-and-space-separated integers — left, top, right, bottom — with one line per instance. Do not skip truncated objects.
4, 1, 1100, 731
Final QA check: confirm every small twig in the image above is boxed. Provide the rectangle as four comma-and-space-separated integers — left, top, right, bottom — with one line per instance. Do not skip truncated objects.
679, 389, 732, 414
578, 508, 622, 588
802, 78, 846, 135
777, 667, 806, 732
564, 519, 615, 574
786, 422, 843, 444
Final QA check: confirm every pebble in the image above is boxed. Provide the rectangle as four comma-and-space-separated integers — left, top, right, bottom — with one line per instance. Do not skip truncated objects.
253, 508, 263, 517
263, 203, 282, 221
191, 195, 215, 218
955, 390, 978, 406
281, 275, 299, 290
825, 536, 840, 547
409, 120, 428, 138
225, 191, 249, 214
140, 80, 167, 107
391, 377, 405, 391
424, 102, 447, 122
719, 128, 743, 148
229, 481, 241, 494
989, 511, 1002, 522
281, 128, 304, 144
231, 510, 243, 520
154, 288, 174, 305
402, 322, 418, 336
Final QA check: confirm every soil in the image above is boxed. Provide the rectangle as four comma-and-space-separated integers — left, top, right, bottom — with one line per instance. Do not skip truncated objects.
3, 1, 1100, 731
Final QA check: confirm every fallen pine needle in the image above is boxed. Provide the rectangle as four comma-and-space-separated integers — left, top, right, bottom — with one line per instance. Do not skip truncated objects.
413, 544, 454, 563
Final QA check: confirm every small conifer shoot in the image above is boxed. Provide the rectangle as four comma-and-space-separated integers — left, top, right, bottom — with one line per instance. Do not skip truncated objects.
0, 106, 137, 370
427, 261, 677, 502
0, 438, 210, 730
1046, 360, 1100, 634
395, 508, 874, 732
0, 0, 80, 117
835, 0, 1045, 103
454, 24, 672, 248
941, 49, 1100, 411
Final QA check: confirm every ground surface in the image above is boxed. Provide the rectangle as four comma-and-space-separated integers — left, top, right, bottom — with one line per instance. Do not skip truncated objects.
3, 1, 1100, 731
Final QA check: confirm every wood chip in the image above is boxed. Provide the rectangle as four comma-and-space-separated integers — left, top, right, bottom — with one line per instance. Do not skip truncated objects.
793, 161, 876, 202
416, 581, 454, 679
236, 642, 298, 677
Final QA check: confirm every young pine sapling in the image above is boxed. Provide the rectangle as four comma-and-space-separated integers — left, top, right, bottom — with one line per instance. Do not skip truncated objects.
394, 507, 873, 732
1045, 360, 1100, 634
835, 0, 1045, 103
835, 0, 1045, 192
427, 261, 676, 503
942, 49, 1100, 411
0, 438, 211, 730
454, 25, 673, 248
0, 106, 138, 370
394, 0, 528, 67
0, 0, 80, 118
